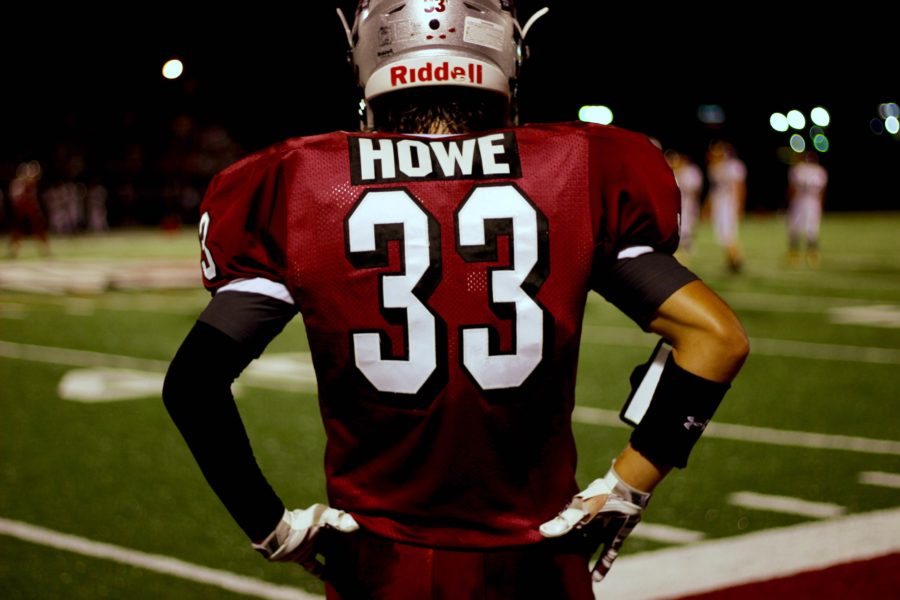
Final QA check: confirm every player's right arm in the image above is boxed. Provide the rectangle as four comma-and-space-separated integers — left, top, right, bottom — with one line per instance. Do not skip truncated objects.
162, 150, 298, 542
163, 149, 359, 571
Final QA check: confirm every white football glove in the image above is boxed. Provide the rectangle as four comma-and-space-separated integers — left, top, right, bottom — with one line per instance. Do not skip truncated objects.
251, 504, 359, 578
539, 466, 650, 582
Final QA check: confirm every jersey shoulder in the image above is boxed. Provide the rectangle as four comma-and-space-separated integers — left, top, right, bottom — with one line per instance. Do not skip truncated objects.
209, 132, 344, 192
198, 133, 343, 294
518, 121, 659, 150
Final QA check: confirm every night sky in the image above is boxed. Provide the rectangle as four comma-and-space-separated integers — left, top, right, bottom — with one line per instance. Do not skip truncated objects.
3, 2, 897, 213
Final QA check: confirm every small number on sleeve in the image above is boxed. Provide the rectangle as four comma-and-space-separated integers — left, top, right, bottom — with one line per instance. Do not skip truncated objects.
199, 212, 218, 280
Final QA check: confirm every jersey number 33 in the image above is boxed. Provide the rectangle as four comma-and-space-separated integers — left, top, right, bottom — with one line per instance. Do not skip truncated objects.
345, 183, 549, 395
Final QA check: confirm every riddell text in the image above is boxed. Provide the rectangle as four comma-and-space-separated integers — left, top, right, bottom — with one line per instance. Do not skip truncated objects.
391, 62, 484, 87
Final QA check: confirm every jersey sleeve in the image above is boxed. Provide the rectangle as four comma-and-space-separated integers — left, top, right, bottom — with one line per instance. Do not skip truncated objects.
592, 133, 682, 264
198, 147, 292, 300
589, 130, 694, 328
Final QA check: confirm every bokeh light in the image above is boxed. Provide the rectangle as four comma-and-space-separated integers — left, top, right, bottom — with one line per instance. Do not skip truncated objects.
812, 134, 830, 152
870, 118, 885, 135
879, 102, 899, 119
162, 59, 184, 80
697, 104, 725, 124
810, 106, 830, 127
579, 105, 614, 125
787, 110, 806, 130
886, 116, 900, 135
770, 113, 789, 132
789, 134, 806, 152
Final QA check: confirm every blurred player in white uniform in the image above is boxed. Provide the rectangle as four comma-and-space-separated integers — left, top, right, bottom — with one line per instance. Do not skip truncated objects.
787, 152, 828, 267
665, 150, 703, 258
705, 141, 746, 272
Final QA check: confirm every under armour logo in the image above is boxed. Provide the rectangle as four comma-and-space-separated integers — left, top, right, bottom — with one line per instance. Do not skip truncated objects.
684, 416, 709, 431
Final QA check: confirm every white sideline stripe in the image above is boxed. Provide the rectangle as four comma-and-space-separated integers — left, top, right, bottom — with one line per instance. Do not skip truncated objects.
572, 407, 900, 456
596, 506, 900, 599
728, 491, 846, 518
0, 340, 169, 371
0, 517, 321, 600
632, 522, 705, 544
582, 325, 900, 365
859, 471, 900, 489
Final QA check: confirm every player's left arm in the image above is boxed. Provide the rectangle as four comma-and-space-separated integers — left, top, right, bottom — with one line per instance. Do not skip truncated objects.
162, 293, 296, 543
542, 271, 748, 580
541, 134, 749, 580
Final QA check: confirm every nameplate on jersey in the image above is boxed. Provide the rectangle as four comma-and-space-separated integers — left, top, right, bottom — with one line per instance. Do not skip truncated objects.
348, 132, 522, 185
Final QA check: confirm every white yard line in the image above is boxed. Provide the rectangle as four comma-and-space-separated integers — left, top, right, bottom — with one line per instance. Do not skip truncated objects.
720, 291, 879, 312
2, 340, 897, 455
0, 340, 170, 371
859, 471, 900, 489
582, 325, 900, 365
0, 341, 317, 398
572, 407, 900, 456
748, 336, 900, 364
596, 506, 900, 599
0, 517, 320, 600
728, 491, 846, 518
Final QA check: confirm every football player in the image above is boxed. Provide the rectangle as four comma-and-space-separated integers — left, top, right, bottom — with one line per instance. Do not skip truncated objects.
786, 151, 828, 267
705, 140, 747, 273
665, 150, 704, 259
7, 160, 51, 258
163, 2, 749, 597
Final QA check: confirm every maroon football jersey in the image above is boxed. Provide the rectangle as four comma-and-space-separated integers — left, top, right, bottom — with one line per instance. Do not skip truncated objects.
198, 122, 681, 549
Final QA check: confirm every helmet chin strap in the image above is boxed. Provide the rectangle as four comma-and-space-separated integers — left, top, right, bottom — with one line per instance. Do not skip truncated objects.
336, 8, 354, 51
337, 8, 371, 130
510, 7, 549, 126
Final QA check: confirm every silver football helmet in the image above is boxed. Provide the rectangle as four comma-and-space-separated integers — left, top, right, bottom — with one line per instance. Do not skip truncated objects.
337, 1, 548, 129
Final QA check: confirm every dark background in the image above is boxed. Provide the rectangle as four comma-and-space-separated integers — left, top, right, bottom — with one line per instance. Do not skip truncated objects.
2, 2, 896, 226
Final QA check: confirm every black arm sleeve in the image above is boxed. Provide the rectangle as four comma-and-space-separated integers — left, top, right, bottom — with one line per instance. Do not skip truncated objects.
593, 252, 699, 330
162, 294, 295, 542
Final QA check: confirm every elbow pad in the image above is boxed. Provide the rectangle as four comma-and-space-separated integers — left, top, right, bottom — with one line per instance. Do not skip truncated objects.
621, 340, 730, 468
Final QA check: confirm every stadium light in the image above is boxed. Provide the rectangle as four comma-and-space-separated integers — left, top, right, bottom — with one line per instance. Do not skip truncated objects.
769, 113, 789, 132
789, 134, 806, 152
810, 106, 830, 127
162, 59, 184, 80
787, 110, 806, 130
579, 105, 614, 125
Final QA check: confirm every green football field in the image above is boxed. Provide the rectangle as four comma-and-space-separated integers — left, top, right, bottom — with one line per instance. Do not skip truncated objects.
1, 213, 899, 598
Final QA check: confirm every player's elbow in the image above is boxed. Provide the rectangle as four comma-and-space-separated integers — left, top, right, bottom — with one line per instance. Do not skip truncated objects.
702, 315, 749, 378
162, 342, 206, 418
162, 356, 190, 417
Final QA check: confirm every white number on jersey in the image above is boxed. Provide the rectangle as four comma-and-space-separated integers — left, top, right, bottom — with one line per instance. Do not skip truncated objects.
346, 184, 549, 395
346, 190, 440, 395
457, 185, 546, 389
199, 212, 217, 280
